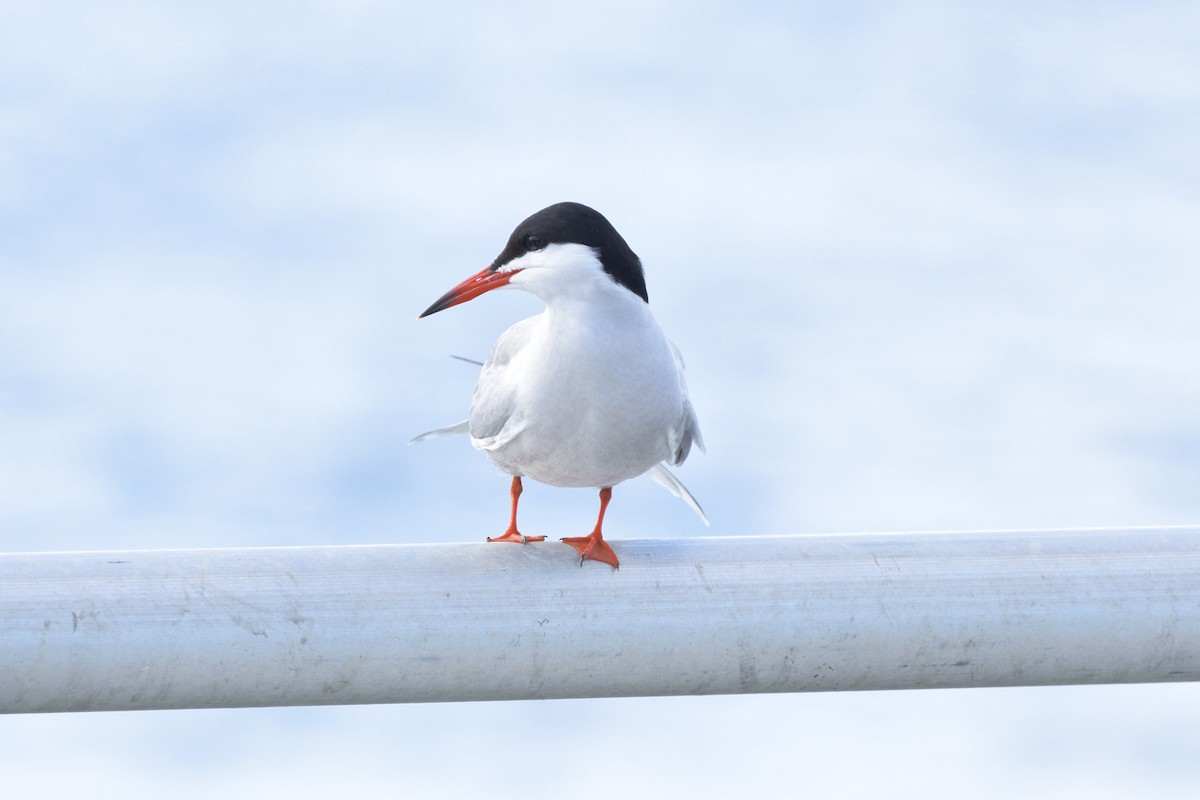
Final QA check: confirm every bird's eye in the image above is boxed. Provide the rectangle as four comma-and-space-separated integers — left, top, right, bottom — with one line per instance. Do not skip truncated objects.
524, 234, 546, 251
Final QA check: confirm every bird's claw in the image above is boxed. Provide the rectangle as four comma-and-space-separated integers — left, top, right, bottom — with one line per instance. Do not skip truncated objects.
487, 530, 546, 544
560, 533, 619, 569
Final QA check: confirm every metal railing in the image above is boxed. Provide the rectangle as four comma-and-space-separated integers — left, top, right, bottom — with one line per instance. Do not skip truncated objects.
2, 527, 1198, 713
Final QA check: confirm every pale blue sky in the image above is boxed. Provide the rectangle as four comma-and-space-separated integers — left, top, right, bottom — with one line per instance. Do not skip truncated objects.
2, 2, 1200, 797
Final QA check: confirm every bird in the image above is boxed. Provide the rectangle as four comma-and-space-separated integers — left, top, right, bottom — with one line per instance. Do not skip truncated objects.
413, 202, 705, 568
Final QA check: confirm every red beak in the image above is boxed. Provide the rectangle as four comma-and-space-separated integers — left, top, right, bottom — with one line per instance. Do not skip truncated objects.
418, 265, 519, 318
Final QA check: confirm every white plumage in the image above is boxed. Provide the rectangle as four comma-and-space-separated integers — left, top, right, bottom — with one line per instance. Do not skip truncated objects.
414, 203, 705, 567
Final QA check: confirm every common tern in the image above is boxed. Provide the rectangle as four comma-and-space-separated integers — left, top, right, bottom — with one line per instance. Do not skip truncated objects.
414, 202, 705, 568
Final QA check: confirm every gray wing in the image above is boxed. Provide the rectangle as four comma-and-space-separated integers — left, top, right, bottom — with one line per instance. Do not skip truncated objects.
653, 340, 707, 521
468, 317, 538, 449
665, 340, 705, 466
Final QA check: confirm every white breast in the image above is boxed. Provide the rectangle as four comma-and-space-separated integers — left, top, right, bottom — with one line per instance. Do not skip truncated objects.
469, 285, 697, 489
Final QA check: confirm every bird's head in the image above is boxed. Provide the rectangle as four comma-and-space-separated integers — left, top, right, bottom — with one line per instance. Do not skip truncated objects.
418, 202, 648, 318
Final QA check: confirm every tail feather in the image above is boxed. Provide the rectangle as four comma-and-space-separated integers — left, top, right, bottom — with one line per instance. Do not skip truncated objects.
648, 463, 709, 525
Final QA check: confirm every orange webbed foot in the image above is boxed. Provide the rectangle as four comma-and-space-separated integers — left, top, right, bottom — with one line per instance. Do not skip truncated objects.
560, 532, 619, 569
487, 530, 546, 544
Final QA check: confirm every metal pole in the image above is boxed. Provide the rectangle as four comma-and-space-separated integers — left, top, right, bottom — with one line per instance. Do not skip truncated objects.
2, 527, 1198, 714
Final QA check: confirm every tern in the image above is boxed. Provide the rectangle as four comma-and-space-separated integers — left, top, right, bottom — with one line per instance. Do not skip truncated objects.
414, 202, 705, 568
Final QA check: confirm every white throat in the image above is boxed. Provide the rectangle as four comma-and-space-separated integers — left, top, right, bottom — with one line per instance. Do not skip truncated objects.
505, 243, 641, 309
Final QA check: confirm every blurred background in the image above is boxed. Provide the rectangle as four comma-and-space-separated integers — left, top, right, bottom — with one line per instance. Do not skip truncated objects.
2, 2, 1199, 797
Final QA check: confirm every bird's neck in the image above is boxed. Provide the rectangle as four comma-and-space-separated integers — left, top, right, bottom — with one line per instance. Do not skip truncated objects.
540, 281, 650, 331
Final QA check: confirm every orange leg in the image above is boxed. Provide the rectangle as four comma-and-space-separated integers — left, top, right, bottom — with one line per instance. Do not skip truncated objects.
561, 486, 619, 568
487, 476, 545, 544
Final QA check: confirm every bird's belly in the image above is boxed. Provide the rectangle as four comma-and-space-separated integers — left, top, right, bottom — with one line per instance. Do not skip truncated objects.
481, 421, 670, 488
474, 391, 678, 488
470, 309, 685, 488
